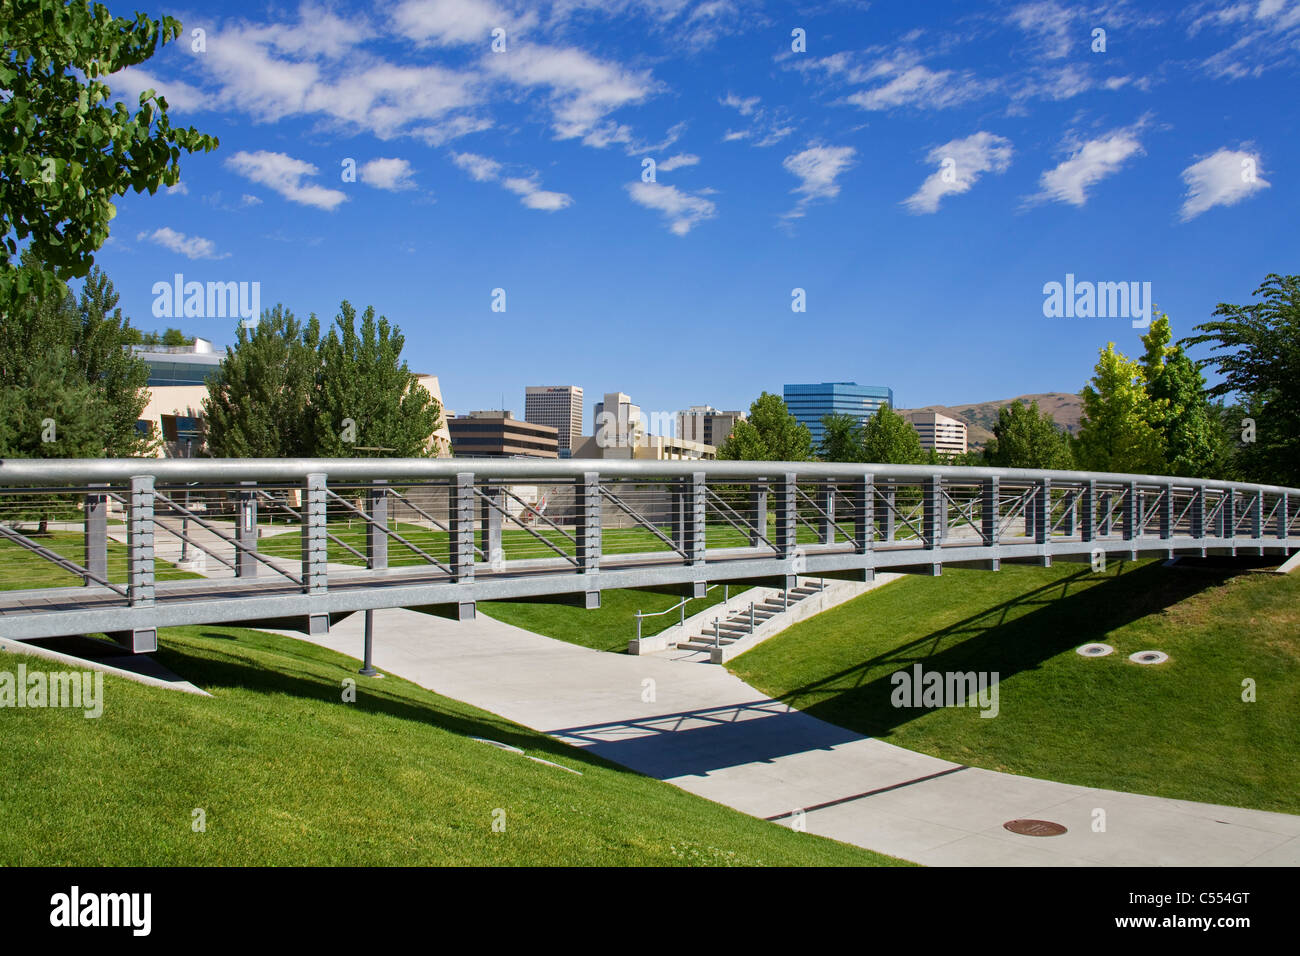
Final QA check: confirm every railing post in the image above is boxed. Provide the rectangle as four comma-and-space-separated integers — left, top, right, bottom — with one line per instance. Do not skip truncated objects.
684, 471, 706, 566
1159, 483, 1174, 541
776, 472, 797, 558
127, 475, 155, 607
1080, 480, 1095, 543
923, 475, 942, 551
1122, 481, 1137, 541
1278, 492, 1290, 543
1036, 478, 1051, 545
750, 482, 768, 547
853, 474, 873, 555
817, 481, 835, 545
577, 471, 602, 574
451, 473, 476, 582
478, 482, 503, 566
367, 480, 388, 570
1224, 488, 1236, 549
84, 482, 108, 587
1250, 490, 1263, 553
982, 476, 999, 548
883, 480, 896, 542
301, 473, 328, 598
236, 480, 258, 578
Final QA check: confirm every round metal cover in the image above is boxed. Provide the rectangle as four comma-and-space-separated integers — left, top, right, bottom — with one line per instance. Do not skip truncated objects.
1003, 819, 1068, 837
1129, 650, 1169, 665
1076, 643, 1114, 657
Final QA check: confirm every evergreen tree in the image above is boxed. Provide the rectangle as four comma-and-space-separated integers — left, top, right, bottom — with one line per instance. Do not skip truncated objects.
203, 306, 320, 458
312, 302, 442, 457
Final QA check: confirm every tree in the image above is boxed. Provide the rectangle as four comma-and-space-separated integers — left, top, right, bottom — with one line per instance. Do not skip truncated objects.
1183, 274, 1300, 487
203, 306, 321, 458
0, 257, 152, 459
818, 412, 866, 462
718, 392, 814, 462
861, 404, 924, 464
1, 1, 218, 301
983, 400, 1074, 470
312, 302, 442, 457
1074, 343, 1167, 474
1139, 311, 1228, 478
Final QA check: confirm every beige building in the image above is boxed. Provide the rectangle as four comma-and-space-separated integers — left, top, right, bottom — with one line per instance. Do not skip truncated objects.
677, 405, 745, 447
908, 411, 968, 456
571, 433, 715, 461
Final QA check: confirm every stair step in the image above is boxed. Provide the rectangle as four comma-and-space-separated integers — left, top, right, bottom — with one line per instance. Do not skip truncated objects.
677, 639, 738, 651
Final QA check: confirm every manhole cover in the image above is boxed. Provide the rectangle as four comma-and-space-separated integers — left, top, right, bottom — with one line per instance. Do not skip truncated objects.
1003, 819, 1068, 837
1076, 643, 1114, 657
1129, 650, 1169, 665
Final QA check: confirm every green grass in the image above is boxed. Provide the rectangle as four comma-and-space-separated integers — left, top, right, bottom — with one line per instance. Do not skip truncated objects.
480, 585, 738, 653
730, 559, 1300, 815
0, 531, 201, 591
0, 626, 906, 866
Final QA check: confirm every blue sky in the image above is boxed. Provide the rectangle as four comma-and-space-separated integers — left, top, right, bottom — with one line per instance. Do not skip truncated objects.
95, 0, 1300, 429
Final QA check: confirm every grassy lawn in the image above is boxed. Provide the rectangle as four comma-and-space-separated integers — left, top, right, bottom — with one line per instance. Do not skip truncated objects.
0, 531, 201, 591
480, 585, 740, 653
730, 558, 1300, 815
0, 626, 906, 866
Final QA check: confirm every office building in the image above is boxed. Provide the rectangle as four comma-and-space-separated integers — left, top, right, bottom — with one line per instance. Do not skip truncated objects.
592, 391, 646, 449
783, 382, 894, 448
908, 411, 969, 456
448, 411, 559, 459
525, 385, 583, 455
677, 405, 745, 447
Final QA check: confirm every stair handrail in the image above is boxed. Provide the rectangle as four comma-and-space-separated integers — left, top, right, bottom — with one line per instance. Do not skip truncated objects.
634, 583, 720, 642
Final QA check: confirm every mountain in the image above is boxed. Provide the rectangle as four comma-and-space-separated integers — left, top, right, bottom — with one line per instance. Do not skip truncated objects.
898, 392, 1083, 449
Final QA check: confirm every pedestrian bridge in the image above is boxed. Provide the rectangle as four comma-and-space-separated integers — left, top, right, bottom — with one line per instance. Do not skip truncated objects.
0, 457, 1294, 652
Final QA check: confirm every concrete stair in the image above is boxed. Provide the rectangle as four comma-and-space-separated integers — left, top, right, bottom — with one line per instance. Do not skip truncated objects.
674, 582, 825, 653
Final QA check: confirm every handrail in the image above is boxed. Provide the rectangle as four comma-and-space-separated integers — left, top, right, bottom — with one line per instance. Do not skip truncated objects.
634, 584, 721, 642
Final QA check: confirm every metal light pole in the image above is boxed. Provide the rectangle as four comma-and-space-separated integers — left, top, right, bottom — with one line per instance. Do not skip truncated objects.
359, 609, 378, 677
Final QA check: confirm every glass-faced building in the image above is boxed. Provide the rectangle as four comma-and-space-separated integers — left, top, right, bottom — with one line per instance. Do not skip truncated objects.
783, 382, 895, 448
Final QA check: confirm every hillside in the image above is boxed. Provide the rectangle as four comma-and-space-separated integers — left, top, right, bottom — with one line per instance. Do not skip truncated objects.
899, 392, 1082, 448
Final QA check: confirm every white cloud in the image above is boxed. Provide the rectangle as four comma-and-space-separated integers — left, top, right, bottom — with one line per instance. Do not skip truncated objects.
720, 93, 759, 116
225, 150, 348, 210
1027, 125, 1145, 207
1179, 148, 1270, 220
483, 43, 660, 145
136, 227, 229, 260
844, 63, 981, 111
719, 92, 794, 146
657, 153, 699, 171
393, 0, 533, 46
625, 181, 717, 235
903, 132, 1014, 214
452, 152, 572, 210
782, 144, 856, 217
109, 68, 214, 111
1008, 1, 1076, 59
360, 158, 417, 191
451, 151, 503, 181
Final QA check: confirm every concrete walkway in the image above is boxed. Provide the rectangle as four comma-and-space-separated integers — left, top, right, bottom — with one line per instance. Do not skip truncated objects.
273, 607, 1300, 867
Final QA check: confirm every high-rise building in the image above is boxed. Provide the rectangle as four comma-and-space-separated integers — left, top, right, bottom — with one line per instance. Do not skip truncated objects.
783, 382, 894, 449
524, 385, 583, 455
448, 411, 559, 458
677, 405, 745, 448
908, 411, 968, 456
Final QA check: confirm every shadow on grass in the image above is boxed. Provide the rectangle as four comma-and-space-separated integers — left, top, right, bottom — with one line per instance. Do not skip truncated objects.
149, 631, 608, 770
778, 560, 1242, 739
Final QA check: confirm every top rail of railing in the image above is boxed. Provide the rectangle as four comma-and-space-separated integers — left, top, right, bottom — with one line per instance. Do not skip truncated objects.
1, 457, 1297, 497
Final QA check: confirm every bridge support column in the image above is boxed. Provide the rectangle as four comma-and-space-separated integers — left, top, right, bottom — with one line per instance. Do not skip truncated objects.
84, 483, 108, 587
923, 476, 942, 574
1080, 481, 1095, 543
749, 483, 768, 547
237, 481, 258, 577
577, 472, 602, 608
1036, 478, 1052, 567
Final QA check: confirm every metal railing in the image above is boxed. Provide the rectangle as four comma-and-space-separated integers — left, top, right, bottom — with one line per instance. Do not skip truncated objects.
0, 456, 1294, 651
